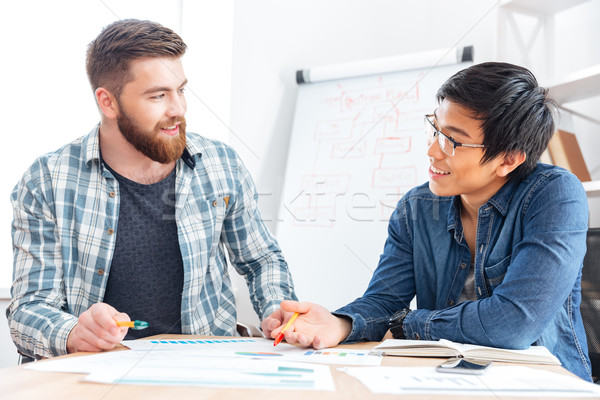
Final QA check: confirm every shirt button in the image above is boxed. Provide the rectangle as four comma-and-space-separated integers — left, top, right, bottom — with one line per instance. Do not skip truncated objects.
448, 299, 455, 306
460, 263, 467, 269
98, 268, 104, 275
109, 191, 116, 198
107, 228, 114, 235
213, 200, 218, 207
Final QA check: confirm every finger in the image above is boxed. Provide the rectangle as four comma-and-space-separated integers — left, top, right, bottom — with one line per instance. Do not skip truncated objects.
280, 300, 313, 314
313, 336, 326, 350
282, 330, 299, 345
82, 309, 123, 341
75, 324, 121, 351
271, 320, 296, 338
266, 317, 282, 331
296, 332, 314, 348
91, 304, 122, 335
113, 312, 131, 334
260, 318, 277, 337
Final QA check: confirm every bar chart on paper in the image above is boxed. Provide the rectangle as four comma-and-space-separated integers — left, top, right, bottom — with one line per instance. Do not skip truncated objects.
121, 338, 382, 366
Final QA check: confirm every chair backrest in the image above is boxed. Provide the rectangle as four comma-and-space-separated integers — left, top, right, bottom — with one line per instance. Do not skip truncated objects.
582, 227, 600, 382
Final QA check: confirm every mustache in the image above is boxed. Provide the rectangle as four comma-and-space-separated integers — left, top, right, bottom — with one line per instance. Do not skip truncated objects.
158, 118, 186, 129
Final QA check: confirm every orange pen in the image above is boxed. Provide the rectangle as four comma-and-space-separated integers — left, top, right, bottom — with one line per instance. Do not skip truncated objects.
273, 312, 299, 346
115, 320, 149, 330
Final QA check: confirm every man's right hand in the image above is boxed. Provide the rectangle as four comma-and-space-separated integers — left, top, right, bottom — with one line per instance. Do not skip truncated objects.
270, 300, 352, 349
66, 303, 130, 353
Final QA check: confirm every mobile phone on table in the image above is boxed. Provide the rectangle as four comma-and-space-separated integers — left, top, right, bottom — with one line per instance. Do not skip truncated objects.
436, 358, 492, 375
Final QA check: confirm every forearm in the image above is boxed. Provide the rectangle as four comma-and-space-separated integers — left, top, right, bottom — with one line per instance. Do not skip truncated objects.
7, 299, 77, 358
225, 160, 297, 319
405, 240, 585, 347
239, 248, 297, 319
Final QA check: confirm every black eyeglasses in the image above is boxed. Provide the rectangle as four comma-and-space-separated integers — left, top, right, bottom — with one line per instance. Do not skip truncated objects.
424, 114, 488, 157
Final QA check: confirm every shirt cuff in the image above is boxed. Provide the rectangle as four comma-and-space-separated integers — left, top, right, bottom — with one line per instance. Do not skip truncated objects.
331, 311, 364, 343
402, 308, 436, 341
52, 316, 78, 357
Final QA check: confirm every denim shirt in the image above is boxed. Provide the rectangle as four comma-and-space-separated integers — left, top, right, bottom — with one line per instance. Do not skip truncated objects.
336, 163, 592, 381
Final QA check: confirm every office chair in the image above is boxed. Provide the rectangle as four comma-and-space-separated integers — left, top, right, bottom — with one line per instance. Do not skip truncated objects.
582, 227, 600, 383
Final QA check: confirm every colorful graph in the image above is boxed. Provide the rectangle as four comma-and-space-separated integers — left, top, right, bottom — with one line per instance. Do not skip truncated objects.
148, 339, 256, 344
304, 350, 368, 357
122, 338, 382, 366
235, 352, 282, 357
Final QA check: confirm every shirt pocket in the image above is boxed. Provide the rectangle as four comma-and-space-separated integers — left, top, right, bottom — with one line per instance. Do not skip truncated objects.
484, 254, 511, 293
180, 196, 229, 257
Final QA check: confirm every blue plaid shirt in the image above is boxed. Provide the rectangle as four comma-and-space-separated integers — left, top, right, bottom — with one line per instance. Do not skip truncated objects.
7, 126, 296, 358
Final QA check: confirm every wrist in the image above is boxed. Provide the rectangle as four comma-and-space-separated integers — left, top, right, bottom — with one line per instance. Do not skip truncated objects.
388, 308, 411, 339
334, 315, 353, 343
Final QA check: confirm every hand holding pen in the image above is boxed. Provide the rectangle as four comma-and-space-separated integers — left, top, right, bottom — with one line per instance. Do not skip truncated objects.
66, 303, 132, 354
271, 300, 353, 349
273, 312, 299, 346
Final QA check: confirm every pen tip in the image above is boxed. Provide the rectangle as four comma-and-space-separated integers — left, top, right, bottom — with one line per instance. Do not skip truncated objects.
133, 320, 149, 330
274, 333, 283, 346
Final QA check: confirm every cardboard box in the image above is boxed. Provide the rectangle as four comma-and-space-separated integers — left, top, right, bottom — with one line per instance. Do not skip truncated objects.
546, 129, 591, 182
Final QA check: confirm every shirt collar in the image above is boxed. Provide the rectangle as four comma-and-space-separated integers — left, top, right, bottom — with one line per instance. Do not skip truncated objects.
446, 175, 520, 235
84, 124, 201, 170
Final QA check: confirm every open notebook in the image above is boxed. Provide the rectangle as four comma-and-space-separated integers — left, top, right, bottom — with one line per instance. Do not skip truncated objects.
373, 339, 560, 365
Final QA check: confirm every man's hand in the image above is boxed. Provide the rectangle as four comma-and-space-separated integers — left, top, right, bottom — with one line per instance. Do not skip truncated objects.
66, 303, 130, 353
261, 307, 288, 339
269, 300, 352, 349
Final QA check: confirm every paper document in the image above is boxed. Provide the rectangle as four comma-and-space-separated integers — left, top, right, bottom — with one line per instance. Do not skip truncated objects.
28, 350, 334, 391
84, 354, 334, 390
340, 365, 600, 397
121, 337, 382, 366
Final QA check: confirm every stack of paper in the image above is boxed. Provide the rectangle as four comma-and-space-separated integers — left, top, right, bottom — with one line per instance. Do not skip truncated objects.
340, 366, 600, 397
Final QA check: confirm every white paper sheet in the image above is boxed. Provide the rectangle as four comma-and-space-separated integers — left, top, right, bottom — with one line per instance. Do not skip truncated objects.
121, 337, 382, 365
340, 365, 600, 397
28, 350, 334, 391
84, 354, 334, 391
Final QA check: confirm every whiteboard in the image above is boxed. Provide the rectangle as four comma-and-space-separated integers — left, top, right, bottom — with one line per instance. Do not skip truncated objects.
276, 61, 470, 310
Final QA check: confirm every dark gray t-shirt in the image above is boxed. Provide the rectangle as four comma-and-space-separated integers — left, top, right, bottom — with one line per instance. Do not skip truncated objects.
102, 163, 184, 339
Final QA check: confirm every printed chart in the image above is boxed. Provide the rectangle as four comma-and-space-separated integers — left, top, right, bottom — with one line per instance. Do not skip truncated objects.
121, 337, 382, 366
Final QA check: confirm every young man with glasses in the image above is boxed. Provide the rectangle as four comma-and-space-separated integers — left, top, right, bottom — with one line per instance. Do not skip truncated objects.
270, 62, 592, 382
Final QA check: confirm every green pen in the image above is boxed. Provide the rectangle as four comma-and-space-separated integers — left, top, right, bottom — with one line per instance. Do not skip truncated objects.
116, 320, 149, 330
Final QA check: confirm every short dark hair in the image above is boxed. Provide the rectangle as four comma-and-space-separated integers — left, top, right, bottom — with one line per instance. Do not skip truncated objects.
436, 62, 556, 181
86, 19, 187, 98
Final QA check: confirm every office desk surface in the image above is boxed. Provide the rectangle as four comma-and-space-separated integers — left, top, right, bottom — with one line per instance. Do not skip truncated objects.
0, 335, 582, 400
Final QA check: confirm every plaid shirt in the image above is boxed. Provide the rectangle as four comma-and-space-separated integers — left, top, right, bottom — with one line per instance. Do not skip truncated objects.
7, 126, 296, 358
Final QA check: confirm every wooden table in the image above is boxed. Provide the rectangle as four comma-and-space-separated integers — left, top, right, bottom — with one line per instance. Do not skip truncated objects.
0, 335, 583, 400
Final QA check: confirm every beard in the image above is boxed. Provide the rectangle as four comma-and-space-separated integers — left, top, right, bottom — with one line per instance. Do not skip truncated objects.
116, 105, 187, 164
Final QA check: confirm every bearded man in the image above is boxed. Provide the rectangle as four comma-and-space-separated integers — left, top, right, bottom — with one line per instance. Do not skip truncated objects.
7, 19, 296, 360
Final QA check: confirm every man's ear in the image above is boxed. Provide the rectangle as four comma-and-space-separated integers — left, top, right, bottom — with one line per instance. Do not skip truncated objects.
95, 87, 119, 120
497, 151, 526, 177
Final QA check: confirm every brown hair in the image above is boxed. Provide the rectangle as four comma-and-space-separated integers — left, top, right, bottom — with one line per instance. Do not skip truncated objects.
86, 19, 187, 98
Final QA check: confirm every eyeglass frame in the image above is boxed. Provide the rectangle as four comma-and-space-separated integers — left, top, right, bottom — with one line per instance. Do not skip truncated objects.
424, 114, 489, 156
